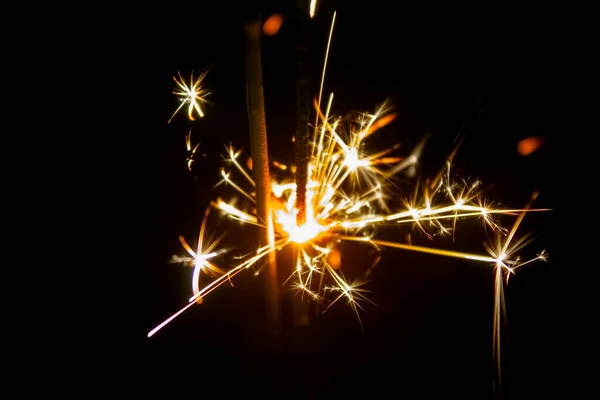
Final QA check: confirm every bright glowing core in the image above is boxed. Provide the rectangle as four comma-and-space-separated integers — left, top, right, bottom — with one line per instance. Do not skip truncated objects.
288, 220, 322, 243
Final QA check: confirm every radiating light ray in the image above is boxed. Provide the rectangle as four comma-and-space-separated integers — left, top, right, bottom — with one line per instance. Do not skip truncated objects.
185, 129, 201, 170
148, 237, 289, 338
226, 144, 256, 187
216, 168, 256, 203
336, 236, 497, 263
310, 0, 317, 18
312, 11, 336, 155
187, 237, 290, 303
171, 207, 230, 304
479, 191, 543, 387
211, 199, 259, 224
151, 14, 549, 389
168, 70, 210, 123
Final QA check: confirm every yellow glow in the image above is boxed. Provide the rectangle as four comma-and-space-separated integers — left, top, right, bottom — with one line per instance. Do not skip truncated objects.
150, 11, 549, 366
168, 70, 210, 123
310, 0, 317, 18
287, 219, 322, 243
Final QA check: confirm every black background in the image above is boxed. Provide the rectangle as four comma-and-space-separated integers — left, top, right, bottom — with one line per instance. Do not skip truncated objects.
135, 1, 566, 397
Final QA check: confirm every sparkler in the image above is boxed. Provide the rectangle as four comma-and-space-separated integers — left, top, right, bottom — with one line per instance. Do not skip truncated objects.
150, 7, 549, 387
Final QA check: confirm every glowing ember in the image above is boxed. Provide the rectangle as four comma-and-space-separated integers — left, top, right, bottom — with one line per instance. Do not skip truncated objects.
150, 9, 549, 387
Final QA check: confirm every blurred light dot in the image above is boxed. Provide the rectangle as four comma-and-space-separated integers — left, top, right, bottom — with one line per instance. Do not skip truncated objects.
517, 136, 544, 156
328, 248, 342, 270
263, 13, 283, 36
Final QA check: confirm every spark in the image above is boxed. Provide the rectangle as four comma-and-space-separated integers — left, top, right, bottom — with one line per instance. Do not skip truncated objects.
151, 95, 548, 337
169, 207, 230, 304
185, 129, 201, 170
168, 70, 210, 123
150, 13, 549, 384
310, 0, 318, 18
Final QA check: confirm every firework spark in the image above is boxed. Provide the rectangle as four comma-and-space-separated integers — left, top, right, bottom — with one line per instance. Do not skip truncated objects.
168, 70, 211, 123
310, 0, 318, 18
185, 129, 201, 170
150, 96, 548, 336
149, 12, 549, 382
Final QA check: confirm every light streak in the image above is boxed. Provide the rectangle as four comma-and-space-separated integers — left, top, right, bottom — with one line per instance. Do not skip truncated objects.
310, 0, 317, 18
150, 13, 549, 384
168, 70, 210, 123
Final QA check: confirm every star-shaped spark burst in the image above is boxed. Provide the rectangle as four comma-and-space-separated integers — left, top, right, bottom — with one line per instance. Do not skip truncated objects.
168, 70, 211, 123
176, 207, 230, 303
150, 10, 550, 388
151, 97, 549, 336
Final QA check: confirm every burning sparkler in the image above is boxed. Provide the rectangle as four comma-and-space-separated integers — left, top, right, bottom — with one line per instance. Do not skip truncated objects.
150, 7, 549, 387
151, 100, 548, 329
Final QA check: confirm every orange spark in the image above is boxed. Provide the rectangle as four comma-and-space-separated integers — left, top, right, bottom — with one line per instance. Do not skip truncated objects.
517, 136, 544, 156
365, 113, 397, 138
328, 248, 342, 269
263, 14, 283, 36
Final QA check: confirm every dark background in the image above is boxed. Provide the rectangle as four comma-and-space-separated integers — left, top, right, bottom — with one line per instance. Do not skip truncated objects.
139, 1, 565, 397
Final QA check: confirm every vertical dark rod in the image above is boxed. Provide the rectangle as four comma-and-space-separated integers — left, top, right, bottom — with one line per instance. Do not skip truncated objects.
244, 21, 280, 337
293, 0, 312, 326
295, 0, 311, 226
